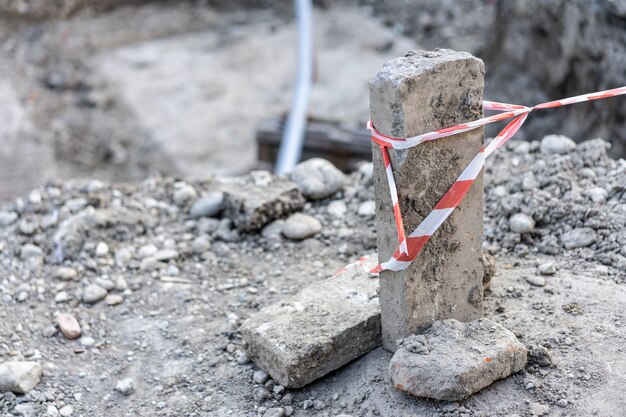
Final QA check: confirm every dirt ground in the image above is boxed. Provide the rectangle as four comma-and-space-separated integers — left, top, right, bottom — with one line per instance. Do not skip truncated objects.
1, 2, 625, 417
1, 135, 625, 416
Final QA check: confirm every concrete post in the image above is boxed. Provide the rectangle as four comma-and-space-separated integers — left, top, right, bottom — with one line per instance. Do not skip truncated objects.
370, 49, 485, 351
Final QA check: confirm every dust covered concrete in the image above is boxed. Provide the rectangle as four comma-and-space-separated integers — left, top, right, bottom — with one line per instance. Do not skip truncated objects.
241, 262, 380, 389
370, 49, 484, 350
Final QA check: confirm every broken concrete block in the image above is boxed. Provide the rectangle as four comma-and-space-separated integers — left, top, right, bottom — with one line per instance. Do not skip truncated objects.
370, 49, 485, 351
222, 171, 305, 232
241, 261, 381, 388
389, 318, 527, 401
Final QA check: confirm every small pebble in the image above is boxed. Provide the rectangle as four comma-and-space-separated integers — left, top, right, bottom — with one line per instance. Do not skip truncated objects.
540, 134, 576, 155
282, 213, 322, 240
538, 262, 556, 276
526, 275, 546, 287
357, 200, 376, 217
83, 284, 108, 304
105, 294, 124, 306
509, 213, 535, 233
327, 200, 348, 218
115, 378, 135, 395
55, 267, 78, 280
20, 244, 43, 260
95, 241, 109, 257
59, 405, 73, 417
189, 192, 223, 218
56, 313, 81, 340
253, 369, 269, 385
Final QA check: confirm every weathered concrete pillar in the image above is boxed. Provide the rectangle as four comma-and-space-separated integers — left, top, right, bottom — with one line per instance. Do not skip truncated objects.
370, 49, 485, 351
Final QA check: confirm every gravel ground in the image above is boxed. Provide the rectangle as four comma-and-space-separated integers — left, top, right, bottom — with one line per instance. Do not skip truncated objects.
0, 133, 625, 416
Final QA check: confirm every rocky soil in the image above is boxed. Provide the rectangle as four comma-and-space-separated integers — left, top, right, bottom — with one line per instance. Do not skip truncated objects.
0, 133, 625, 416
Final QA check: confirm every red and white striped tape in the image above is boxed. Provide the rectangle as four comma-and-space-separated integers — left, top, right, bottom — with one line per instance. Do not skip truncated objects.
362, 85, 626, 274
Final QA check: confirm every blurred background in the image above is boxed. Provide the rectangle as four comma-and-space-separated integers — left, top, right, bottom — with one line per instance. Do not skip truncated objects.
1, 0, 625, 203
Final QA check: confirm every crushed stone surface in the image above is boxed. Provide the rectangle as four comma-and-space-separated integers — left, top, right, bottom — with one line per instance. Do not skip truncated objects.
485, 137, 626, 274
0, 134, 624, 416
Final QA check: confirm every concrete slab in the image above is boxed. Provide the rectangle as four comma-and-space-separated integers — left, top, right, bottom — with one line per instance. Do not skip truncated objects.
240, 260, 381, 388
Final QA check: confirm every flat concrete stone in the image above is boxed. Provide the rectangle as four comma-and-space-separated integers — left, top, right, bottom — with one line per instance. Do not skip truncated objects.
222, 171, 305, 232
240, 260, 381, 388
389, 318, 527, 401
370, 49, 485, 350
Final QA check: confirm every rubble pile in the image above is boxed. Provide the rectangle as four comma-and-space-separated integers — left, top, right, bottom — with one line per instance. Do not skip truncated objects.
484, 136, 626, 273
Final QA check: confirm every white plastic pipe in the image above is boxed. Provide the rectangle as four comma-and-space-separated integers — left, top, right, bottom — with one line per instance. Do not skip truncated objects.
274, 0, 313, 175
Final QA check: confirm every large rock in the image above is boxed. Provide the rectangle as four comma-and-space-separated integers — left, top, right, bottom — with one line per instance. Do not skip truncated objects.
289, 158, 345, 200
241, 260, 381, 388
0, 362, 42, 394
389, 318, 527, 401
222, 171, 305, 232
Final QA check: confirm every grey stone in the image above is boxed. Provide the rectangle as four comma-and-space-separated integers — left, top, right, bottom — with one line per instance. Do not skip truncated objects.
327, 200, 348, 218
173, 182, 197, 205
80, 336, 95, 347
289, 158, 345, 200
529, 402, 550, 416
189, 191, 224, 218
59, 405, 73, 417
223, 171, 305, 232
95, 241, 109, 257
357, 200, 376, 217
153, 249, 178, 261
261, 220, 285, 239
585, 187, 608, 203
197, 217, 221, 234
115, 378, 135, 395
370, 49, 485, 351
83, 284, 107, 304
509, 213, 535, 233
46, 405, 59, 416
54, 266, 78, 280
137, 244, 158, 258
526, 275, 546, 287
561, 227, 596, 249
105, 294, 124, 305
540, 134, 576, 155
0, 361, 43, 394
191, 236, 211, 253
241, 260, 381, 388
538, 262, 556, 276
253, 369, 269, 385
282, 213, 322, 240
0, 211, 18, 226
20, 244, 43, 260
263, 407, 285, 417
389, 318, 527, 401
13, 404, 35, 417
